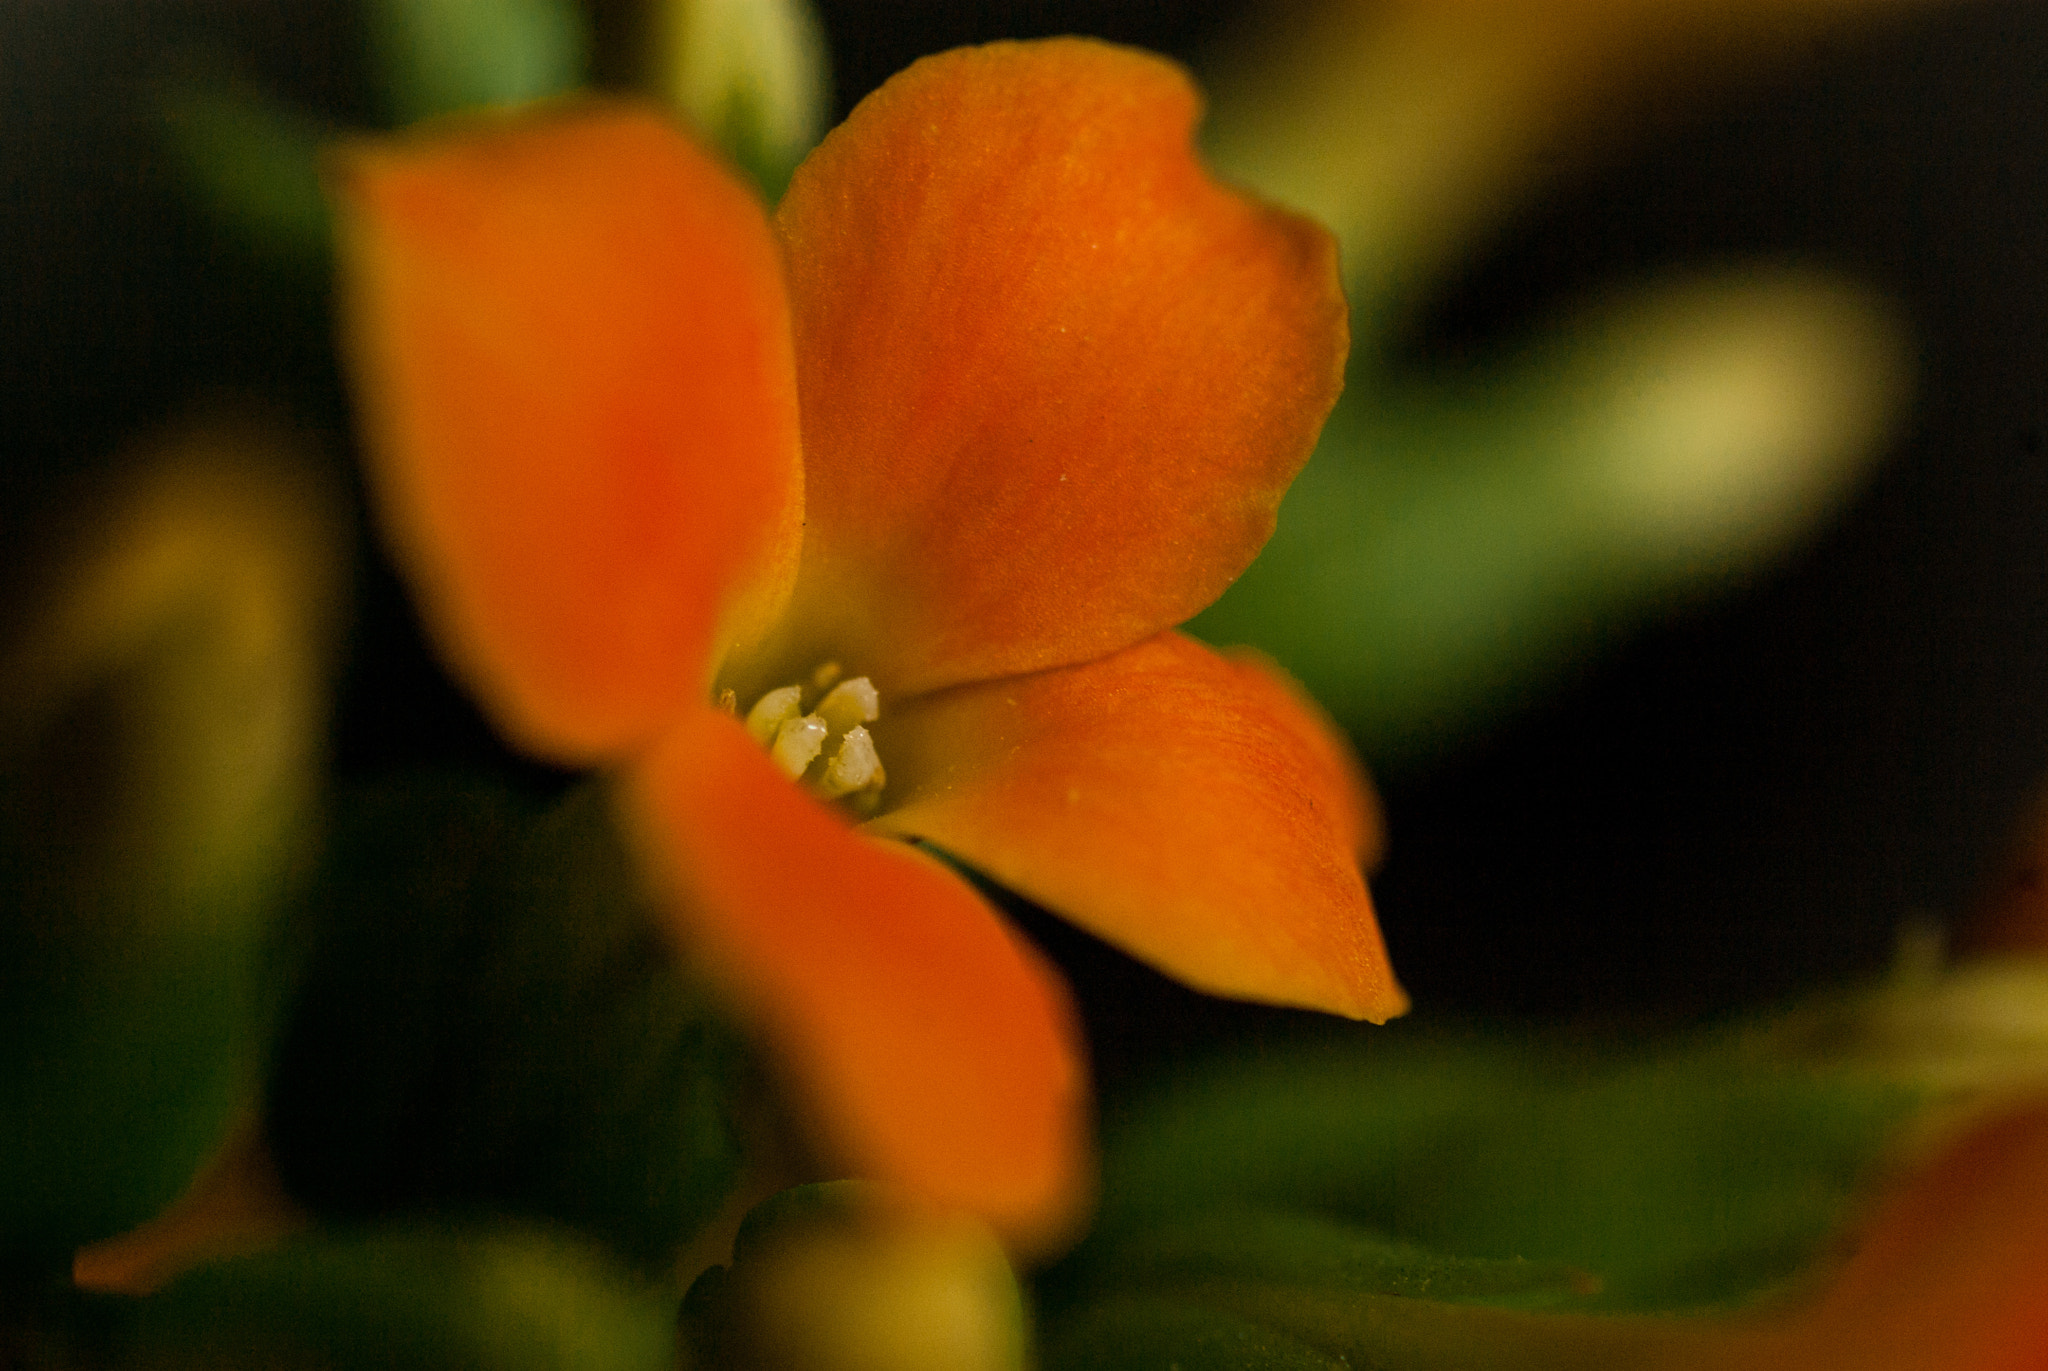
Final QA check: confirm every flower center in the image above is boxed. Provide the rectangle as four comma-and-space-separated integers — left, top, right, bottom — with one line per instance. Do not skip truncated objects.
725, 661, 887, 813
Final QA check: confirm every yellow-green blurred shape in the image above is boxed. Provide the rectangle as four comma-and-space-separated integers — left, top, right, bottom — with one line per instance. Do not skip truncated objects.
1739, 956, 2048, 1102
1202, 0, 1946, 342
368, 0, 588, 124
1563, 270, 1906, 564
1, 414, 343, 1253
1194, 268, 1908, 759
688, 1182, 1030, 1371
119, 1223, 677, 1371
1191, 0, 1939, 759
648, 0, 830, 200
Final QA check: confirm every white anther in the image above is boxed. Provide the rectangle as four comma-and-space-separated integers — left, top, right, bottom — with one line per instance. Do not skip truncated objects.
744, 684, 803, 744
817, 676, 880, 733
770, 713, 829, 778
818, 725, 881, 798
740, 665, 890, 806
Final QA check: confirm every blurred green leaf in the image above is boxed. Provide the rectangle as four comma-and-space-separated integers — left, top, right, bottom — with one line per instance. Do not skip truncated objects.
156, 77, 331, 270
1041, 1283, 1717, 1371
1086, 1029, 1923, 1314
1196, 272, 1904, 765
1043, 1295, 1352, 1371
1, 431, 338, 1261
61, 1223, 675, 1370
1059, 1206, 1597, 1309
1039, 1021, 1940, 1369
265, 777, 742, 1276
369, 0, 588, 124
0, 914, 268, 1265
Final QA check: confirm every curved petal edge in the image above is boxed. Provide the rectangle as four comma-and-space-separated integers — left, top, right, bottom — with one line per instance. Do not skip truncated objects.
873, 632, 1405, 1022
774, 39, 1349, 698
621, 710, 1091, 1249
333, 103, 804, 764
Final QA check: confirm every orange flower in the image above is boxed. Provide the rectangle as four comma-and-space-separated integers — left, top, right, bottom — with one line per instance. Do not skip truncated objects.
332, 38, 1406, 1245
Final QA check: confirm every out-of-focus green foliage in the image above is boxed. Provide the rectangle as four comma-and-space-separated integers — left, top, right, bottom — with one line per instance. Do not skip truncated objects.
368, 0, 588, 124
1045, 1297, 1362, 1371
1735, 957, 2048, 1096
152, 0, 591, 277
266, 777, 744, 1277
156, 0, 828, 284
1040, 1281, 1750, 1371
1040, 1287, 1720, 1371
1193, 270, 1908, 762
1055, 1207, 1598, 1309
157, 78, 331, 272
1036, 1018, 1939, 1368
1190, 1, 1920, 762
1, 426, 340, 1263
1080, 1030, 1922, 1312
46, 1224, 677, 1370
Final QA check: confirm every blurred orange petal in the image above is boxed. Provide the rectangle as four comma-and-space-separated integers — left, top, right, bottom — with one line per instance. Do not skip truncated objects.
1962, 783, 2048, 953
623, 709, 1090, 1247
1601, 1099, 2048, 1371
873, 633, 1405, 1022
334, 105, 803, 765
772, 39, 1347, 697
1767, 1098, 2048, 1371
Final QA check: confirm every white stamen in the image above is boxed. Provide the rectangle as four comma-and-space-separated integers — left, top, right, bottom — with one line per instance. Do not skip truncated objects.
769, 712, 829, 778
745, 684, 803, 744
817, 676, 880, 733
818, 725, 881, 798
737, 665, 890, 808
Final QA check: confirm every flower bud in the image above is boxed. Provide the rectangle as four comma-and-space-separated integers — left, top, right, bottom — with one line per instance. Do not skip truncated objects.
684, 1182, 1030, 1371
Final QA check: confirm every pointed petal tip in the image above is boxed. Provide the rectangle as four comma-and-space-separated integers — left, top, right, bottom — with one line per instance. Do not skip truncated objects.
1345, 974, 1412, 1026
876, 633, 1400, 1023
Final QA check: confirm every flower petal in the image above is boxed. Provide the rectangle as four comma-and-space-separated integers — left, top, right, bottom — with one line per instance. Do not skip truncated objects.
870, 633, 1405, 1022
769, 39, 1348, 697
334, 105, 804, 764
622, 709, 1090, 1247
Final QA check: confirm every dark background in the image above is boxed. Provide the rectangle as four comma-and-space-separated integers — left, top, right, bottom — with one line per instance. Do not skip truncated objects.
6, 1, 2046, 1088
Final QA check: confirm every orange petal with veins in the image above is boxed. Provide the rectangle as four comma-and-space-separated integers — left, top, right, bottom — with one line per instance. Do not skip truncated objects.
771, 40, 1348, 698
623, 709, 1090, 1248
334, 106, 803, 765
871, 633, 1405, 1022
